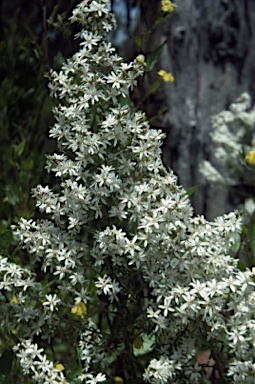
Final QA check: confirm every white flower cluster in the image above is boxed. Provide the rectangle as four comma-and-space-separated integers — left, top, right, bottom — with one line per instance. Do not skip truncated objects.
13, 339, 69, 383
1, 1, 254, 383
78, 318, 108, 374
199, 92, 255, 187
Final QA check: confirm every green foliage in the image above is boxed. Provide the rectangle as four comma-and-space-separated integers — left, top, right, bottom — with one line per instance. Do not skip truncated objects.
0, 10, 56, 229
142, 80, 162, 101
0, 4, 74, 382
186, 184, 201, 197
130, 35, 143, 50
145, 41, 167, 73
0, 229, 13, 254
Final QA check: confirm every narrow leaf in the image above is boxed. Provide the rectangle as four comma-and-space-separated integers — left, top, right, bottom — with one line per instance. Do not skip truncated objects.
145, 41, 167, 72
49, 5, 59, 23
142, 80, 162, 101
149, 107, 168, 123
186, 185, 200, 197
130, 35, 142, 49
15, 139, 26, 157
153, 13, 169, 29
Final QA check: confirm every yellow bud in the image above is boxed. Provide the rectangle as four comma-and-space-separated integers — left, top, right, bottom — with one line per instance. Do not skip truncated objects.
136, 54, 146, 66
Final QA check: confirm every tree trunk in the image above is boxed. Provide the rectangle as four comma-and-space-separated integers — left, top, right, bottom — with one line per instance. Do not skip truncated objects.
132, 0, 255, 220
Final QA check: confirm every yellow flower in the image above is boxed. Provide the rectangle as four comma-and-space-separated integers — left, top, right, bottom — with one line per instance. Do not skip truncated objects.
71, 301, 87, 316
54, 362, 65, 371
11, 296, 18, 304
158, 70, 174, 83
161, 0, 177, 13
136, 54, 146, 66
245, 150, 255, 165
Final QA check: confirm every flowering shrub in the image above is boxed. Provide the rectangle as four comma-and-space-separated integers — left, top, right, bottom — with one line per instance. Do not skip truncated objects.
2, 1, 255, 383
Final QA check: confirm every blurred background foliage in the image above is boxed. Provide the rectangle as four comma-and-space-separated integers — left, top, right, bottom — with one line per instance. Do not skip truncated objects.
0, 0, 82, 239
0, 1, 82, 381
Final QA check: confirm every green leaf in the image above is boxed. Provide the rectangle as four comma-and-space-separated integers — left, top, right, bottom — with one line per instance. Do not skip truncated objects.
242, 225, 248, 235
185, 185, 200, 197
0, 229, 13, 253
21, 87, 35, 100
142, 80, 162, 101
119, 95, 135, 109
149, 107, 168, 123
5, 184, 20, 206
48, 5, 59, 23
231, 233, 241, 253
238, 260, 247, 271
0, 350, 13, 375
54, 51, 65, 69
14, 139, 26, 157
145, 41, 167, 72
248, 215, 255, 256
153, 13, 169, 29
130, 35, 142, 49
21, 158, 34, 171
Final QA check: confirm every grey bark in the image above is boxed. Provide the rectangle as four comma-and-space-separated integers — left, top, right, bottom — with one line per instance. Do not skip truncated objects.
131, 0, 255, 220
